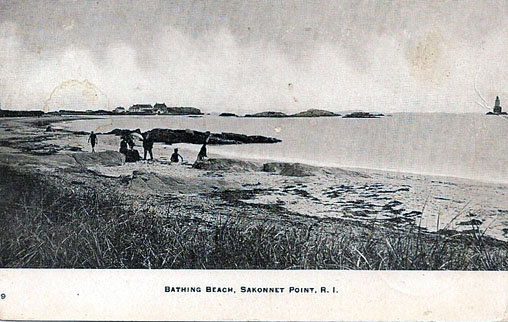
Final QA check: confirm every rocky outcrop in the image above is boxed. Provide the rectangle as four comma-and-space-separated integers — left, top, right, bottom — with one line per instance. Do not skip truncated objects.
107, 128, 281, 145
107, 128, 142, 137
342, 112, 384, 118
219, 113, 239, 117
242, 109, 341, 118
166, 106, 202, 115
192, 159, 321, 176
244, 111, 287, 118
290, 109, 340, 117
72, 151, 125, 167
192, 158, 262, 172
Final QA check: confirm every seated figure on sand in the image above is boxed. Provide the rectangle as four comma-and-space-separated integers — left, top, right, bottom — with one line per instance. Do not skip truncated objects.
119, 137, 128, 155
171, 148, 184, 163
126, 149, 141, 162
119, 135, 141, 162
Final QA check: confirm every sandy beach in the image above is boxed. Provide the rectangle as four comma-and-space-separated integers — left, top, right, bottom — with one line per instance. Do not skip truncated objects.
0, 115, 507, 269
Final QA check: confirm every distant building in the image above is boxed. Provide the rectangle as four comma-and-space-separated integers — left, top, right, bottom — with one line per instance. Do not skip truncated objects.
113, 106, 126, 114
129, 104, 153, 113
128, 105, 139, 112
494, 96, 502, 114
154, 103, 168, 114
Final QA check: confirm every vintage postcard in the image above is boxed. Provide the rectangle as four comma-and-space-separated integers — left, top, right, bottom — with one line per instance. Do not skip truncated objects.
0, 0, 507, 321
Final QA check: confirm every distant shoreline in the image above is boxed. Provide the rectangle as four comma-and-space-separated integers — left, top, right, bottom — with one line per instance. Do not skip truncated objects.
0, 108, 385, 119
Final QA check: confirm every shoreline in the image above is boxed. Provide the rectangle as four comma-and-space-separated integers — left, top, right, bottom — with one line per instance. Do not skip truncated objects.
0, 115, 507, 269
51, 113, 508, 186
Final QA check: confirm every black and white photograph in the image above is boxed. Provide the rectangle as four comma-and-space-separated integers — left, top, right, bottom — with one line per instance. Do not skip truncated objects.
0, 0, 508, 319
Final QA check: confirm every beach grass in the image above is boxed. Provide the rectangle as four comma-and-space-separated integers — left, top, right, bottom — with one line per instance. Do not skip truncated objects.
0, 167, 507, 270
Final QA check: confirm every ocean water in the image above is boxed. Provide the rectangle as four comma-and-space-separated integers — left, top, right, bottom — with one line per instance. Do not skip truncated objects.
58, 113, 508, 184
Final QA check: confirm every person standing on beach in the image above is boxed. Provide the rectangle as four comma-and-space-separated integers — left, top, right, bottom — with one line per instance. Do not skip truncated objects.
143, 133, 154, 160
88, 131, 98, 152
196, 131, 211, 161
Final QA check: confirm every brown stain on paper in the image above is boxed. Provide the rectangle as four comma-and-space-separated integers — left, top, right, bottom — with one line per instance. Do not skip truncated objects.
407, 30, 450, 86
42, 79, 110, 112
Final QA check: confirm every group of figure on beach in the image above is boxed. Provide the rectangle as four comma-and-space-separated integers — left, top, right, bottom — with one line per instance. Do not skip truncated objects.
88, 130, 211, 164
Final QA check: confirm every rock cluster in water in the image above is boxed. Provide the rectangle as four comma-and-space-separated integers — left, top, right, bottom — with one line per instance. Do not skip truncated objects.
290, 109, 341, 117
107, 128, 281, 145
342, 112, 384, 118
244, 111, 288, 118
240, 109, 384, 118
243, 109, 341, 118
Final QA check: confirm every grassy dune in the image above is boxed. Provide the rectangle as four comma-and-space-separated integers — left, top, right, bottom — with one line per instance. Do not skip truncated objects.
1, 166, 506, 270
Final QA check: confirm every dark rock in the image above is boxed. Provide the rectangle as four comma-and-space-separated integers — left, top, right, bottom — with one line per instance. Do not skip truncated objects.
192, 158, 261, 172
219, 113, 239, 117
106, 128, 142, 137
107, 128, 281, 145
342, 112, 384, 118
66, 146, 82, 152
244, 111, 287, 118
166, 106, 202, 115
290, 109, 340, 117
73, 131, 91, 135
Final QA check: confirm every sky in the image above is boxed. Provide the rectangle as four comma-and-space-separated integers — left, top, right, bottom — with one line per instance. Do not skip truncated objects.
1, 0, 508, 113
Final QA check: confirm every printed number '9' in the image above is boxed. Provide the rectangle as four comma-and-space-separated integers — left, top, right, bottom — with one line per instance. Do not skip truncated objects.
1, 293, 5, 299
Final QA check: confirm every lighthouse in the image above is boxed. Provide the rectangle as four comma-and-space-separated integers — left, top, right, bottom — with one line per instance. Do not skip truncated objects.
494, 96, 502, 114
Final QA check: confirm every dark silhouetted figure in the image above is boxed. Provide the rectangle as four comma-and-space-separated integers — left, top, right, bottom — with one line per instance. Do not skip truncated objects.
143, 133, 154, 160
126, 136, 135, 150
88, 131, 97, 152
119, 137, 128, 155
125, 149, 141, 162
197, 131, 211, 161
171, 148, 184, 163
